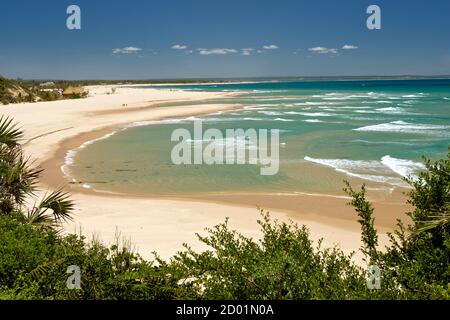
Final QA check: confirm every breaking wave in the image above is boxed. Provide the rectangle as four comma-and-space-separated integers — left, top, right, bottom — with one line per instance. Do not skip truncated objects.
304, 155, 426, 187
354, 121, 450, 135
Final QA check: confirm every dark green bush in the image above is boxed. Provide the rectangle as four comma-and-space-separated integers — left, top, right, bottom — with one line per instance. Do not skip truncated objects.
0, 115, 449, 299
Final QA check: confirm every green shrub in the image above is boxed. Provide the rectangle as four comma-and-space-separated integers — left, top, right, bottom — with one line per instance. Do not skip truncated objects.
1, 115, 449, 300
165, 212, 370, 299
0, 215, 57, 289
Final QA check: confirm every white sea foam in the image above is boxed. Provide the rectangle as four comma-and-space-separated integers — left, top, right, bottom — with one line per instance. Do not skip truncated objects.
402, 94, 425, 98
283, 111, 302, 115
284, 111, 333, 117
355, 110, 377, 114
187, 136, 259, 162
381, 155, 426, 178
311, 93, 340, 98
81, 132, 118, 149
64, 150, 77, 166
252, 90, 289, 93
62, 130, 121, 177
130, 118, 188, 126
253, 97, 292, 101
373, 100, 393, 104
338, 106, 373, 109
274, 118, 295, 122
402, 100, 419, 104
303, 119, 324, 123
174, 116, 264, 123
308, 101, 337, 105
374, 107, 406, 114
304, 155, 425, 186
60, 160, 74, 179
294, 102, 325, 106
195, 116, 296, 122
243, 117, 266, 121
353, 139, 416, 146
258, 111, 284, 116
337, 115, 384, 121
354, 120, 450, 135
319, 93, 386, 101
304, 156, 403, 185
322, 97, 355, 101
321, 108, 340, 112
186, 136, 254, 148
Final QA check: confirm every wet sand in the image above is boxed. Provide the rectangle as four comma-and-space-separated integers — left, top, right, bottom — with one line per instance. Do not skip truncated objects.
2, 85, 412, 263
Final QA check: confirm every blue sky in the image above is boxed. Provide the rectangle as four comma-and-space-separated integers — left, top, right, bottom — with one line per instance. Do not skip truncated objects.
1, 0, 449, 79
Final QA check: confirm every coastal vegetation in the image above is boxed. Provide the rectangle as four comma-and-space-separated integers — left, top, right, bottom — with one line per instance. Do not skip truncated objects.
0, 117, 448, 300
0, 76, 87, 105
0, 77, 34, 105
4, 75, 449, 106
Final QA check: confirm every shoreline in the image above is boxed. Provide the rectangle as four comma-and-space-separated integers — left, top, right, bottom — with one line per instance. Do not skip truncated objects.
2, 85, 410, 263
39, 112, 411, 235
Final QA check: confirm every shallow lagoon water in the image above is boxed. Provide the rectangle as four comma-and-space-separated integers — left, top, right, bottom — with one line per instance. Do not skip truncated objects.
66, 79, 450, 196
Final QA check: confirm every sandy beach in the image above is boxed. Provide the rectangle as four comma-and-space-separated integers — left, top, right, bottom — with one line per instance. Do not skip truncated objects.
2, 85, 411, 264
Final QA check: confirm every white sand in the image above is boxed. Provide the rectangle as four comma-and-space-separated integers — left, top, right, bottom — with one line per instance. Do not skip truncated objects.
3, 86, 236, 164
67, 193, 377, 264
1, 85, 390, 265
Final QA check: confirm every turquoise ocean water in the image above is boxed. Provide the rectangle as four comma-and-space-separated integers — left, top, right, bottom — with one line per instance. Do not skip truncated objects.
66, 79, 450, 197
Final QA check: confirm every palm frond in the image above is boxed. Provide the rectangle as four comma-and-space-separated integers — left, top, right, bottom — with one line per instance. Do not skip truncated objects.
0, 116, 23, 147
416, 211, 450, 233
29, 263, 52, 281
26, 205, 58, 230
37, 190, 75, 223
24, 190, 74, 230
0, 145, 42, 205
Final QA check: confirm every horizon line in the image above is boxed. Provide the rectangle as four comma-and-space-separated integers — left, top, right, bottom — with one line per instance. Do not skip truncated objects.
6, 74, 450, 82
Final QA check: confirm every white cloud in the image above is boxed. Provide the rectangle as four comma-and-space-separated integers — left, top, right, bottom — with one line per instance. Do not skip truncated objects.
191, 45, 278, 56
172, 44, 188, 50
112, 47, 143, 54
197, 48, 238, 55
342, 44, 359, 50
308, 47, 338, 54
241, 48, 254, 56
